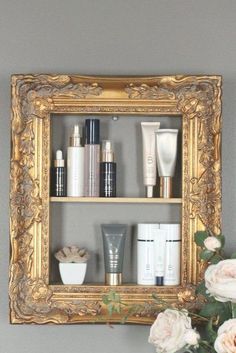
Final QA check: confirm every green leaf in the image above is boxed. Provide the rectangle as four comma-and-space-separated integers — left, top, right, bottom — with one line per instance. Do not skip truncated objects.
194, 231, 209, 247
200, 249, 214, 261
175, 347, 194, 353
109, 291, 116, 301
231, 252, 236, 259
205, 318, 217, 343
111, 291, 120, 302
197, 346, 209, 353
231, 303, 236, 318
210, 254, 222, 264
217, 234, 225, 247
218, 302, 232, 324
102, 295, 110, 305
199, 302, 225, 317
114, 304, 121, 314
200, 302, 232, 325
195, 281, 216, 302
198, 341, 216, 353
207, 295, 217, 303
195, 281, 207, 296
107, 303, 114, 316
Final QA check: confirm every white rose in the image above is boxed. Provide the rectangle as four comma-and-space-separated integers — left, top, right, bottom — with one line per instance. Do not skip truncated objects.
214, 319, 236, 353
205, 259, 236, 302
204, 236, 221, 252
184, 329, 200, 347
148, 309, 192, 353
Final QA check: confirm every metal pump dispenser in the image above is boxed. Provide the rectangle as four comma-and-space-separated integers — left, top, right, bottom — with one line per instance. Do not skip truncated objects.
70, 124, 82, 147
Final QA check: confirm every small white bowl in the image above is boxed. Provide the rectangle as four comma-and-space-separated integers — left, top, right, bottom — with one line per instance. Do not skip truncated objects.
59, 262, 87, 285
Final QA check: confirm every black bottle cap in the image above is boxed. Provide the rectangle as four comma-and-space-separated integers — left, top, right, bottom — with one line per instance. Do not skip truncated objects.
156, 276, 164, 286
85, 119, 100, 144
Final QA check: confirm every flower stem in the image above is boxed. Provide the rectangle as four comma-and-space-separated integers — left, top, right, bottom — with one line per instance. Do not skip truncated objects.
187, 310, 209, 322
200, 340, 215, 352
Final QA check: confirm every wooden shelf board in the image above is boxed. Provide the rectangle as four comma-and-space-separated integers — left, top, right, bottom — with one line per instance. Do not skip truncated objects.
50, 282, 181, 288
50, 197, 182, 204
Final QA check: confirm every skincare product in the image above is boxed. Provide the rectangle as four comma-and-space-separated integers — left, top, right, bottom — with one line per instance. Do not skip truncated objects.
155, 129, 178, 198
153, 229, 166, 285
51, 150, 66, 197
67, 124, 84, 197
137, 223, 158, 285
141, 122, 160, 197
160, 223, 181, 286
84, 119, 100, 197
102, 224, 127, 285
100, 140, 116, 197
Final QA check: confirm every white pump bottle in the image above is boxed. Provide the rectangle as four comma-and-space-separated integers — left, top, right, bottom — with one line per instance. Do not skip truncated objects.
67, 125, 84, 197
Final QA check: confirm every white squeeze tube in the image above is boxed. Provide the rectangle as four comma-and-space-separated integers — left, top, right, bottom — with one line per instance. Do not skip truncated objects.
141, 122, 160, 198
160, 223, 181, 286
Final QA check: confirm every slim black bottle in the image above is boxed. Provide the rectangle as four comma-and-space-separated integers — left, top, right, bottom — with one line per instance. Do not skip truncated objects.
100, 140, 116, 197
51, 150, 66, 197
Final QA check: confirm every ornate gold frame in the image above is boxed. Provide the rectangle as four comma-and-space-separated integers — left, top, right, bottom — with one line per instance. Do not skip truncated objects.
9, 74, 222, 324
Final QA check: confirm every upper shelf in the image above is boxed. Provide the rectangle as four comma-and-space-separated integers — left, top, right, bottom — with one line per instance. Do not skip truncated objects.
50, 197, 182, 204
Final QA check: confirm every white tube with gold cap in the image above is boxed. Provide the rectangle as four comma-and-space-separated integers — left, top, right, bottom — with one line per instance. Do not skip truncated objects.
141, 122, 160, 198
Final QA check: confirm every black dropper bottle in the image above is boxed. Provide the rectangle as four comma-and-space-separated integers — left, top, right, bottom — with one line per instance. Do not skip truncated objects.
51, 150, 66, 197
100, 140, 116, 197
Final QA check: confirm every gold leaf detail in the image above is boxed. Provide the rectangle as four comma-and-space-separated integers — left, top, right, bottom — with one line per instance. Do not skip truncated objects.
178, 289, 196, 303
125, 83, 175, 100
10, 161, 42, 238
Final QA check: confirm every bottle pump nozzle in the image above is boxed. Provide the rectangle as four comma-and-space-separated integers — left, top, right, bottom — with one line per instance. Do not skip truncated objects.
70, 124, 82, 147
102, 140, 114, 162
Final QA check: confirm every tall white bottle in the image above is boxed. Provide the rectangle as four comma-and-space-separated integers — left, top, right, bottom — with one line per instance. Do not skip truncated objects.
67, 125, 84, 197
137, 223, 159, 285
160, 223, 181, 286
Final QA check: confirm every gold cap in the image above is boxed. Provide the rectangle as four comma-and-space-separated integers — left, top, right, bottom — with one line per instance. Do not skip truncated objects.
105, 273, 122, 286
160, 176, 172, 198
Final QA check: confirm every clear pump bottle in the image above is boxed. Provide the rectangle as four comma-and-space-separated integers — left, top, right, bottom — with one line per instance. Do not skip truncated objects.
84, 119, 100, 197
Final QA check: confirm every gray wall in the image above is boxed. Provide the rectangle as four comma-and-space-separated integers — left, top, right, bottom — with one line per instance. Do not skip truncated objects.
1, 1, 236, 352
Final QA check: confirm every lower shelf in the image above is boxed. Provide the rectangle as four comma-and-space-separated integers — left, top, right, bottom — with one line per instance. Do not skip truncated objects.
50, 283, 181, 288
50, 197, 182, 204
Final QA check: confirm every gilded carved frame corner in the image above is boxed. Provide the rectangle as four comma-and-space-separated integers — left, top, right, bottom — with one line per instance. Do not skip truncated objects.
9, 74, 222, 324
